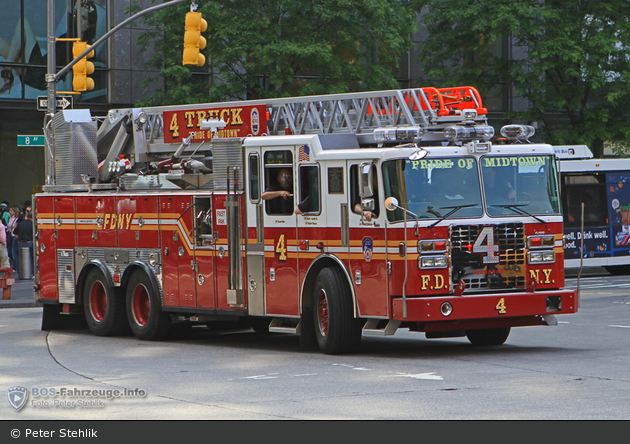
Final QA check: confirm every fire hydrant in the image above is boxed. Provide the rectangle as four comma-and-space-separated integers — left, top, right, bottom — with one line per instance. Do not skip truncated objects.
0, 267, 15, 300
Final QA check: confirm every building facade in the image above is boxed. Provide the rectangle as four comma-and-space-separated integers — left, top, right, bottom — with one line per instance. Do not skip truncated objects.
0, 0, 161, 208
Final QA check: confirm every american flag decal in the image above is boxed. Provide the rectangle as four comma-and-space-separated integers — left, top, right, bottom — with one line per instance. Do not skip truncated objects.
298, 145, 310, 162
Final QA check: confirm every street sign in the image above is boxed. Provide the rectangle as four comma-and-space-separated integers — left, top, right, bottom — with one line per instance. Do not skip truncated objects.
17, 135, 46, 147
36, 95, 73, 111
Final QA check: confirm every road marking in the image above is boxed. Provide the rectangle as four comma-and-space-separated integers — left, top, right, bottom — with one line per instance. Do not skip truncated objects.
387, 372, 443, 380
333, 363, 371, 371
609, 325, 630, 329
241, 373, 279, 380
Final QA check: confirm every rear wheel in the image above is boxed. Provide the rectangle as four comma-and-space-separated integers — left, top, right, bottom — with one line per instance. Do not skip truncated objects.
313, 267, 362, 354
83, 268, 128, 336
126, 270, 170, 340
465, 327, 511, 346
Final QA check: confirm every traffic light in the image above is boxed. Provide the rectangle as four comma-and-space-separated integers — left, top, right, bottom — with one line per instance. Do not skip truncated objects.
72, 40, 95, 92
182, 11, 207, 66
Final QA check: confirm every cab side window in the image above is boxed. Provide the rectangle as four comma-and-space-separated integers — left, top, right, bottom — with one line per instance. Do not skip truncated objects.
297, 165, 320, 214
262, 151, 294, 215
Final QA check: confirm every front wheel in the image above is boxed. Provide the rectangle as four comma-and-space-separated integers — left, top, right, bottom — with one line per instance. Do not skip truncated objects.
313, 267, 362, 354
465, 327, 511, 346
126, 270, 170, 340
83, 268, 129, 336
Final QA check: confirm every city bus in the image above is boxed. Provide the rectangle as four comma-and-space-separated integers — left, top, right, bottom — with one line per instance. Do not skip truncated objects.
557, 146, 630, 274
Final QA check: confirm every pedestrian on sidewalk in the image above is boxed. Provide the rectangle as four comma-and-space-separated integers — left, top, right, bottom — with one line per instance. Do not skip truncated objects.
8, 206, 20, 273
0, 219, 10, 269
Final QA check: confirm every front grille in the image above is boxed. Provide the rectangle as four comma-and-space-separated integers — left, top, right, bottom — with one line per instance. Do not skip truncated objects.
450, 223, 526, 290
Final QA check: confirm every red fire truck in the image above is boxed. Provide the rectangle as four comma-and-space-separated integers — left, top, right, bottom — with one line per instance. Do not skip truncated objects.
34, 86, 578, 354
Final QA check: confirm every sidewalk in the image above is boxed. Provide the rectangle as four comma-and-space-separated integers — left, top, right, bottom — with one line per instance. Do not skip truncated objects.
0, 271, 42, 309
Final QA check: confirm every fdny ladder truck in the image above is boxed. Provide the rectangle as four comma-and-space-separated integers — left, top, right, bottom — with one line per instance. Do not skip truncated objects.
34, 86, 578, 354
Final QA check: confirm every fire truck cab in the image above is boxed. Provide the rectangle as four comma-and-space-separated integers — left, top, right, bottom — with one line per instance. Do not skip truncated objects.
35, 86, 578, 354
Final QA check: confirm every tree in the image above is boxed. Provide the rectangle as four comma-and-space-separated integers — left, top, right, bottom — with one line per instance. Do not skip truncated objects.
414, 0, 630, 157
131, 0, 417, 106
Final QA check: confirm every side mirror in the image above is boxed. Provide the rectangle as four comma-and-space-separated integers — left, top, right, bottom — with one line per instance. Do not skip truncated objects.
362, 198, 375, 211
358, 162, 374, 199
385, 196, 399, 212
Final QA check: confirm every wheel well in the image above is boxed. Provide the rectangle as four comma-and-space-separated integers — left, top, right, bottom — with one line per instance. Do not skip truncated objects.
300, 256, 356, 316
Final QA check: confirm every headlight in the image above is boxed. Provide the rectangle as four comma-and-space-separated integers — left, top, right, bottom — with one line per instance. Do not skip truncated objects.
527, 250, 555, 264
419, 255, 448, 269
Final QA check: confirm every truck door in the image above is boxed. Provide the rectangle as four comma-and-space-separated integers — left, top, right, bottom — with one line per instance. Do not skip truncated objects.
245, 151, 265, 316
347, 161, 389, 318
192, 195, 215, 310
261, 148, 299, 316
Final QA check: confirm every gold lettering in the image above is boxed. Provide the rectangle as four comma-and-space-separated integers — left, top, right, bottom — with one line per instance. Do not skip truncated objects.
103, 214, 110, 229
126, 213, 133, 230
169, 113, 179, 138
543, 268, 553, 284
196, 111, 206, 125
184, 111, 195, 128
434, 274, 444, 289
231, 108, 244, 125
220, 109, 231, 125
109, 214, 117, 230
208, 109, 219, 119
117, 215, 125, 229
421, 275, 431, 290
484, 158, 496, 167
529, 269, 540, 282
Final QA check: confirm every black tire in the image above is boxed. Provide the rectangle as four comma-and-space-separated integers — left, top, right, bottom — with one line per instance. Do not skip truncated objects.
299, 306, 318, 349
312, 267, 362, 354
125, 270, 170, 340
83, 268, 129, 336
465, 327, 511, 346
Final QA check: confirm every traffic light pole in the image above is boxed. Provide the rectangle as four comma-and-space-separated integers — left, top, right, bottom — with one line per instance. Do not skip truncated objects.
44, 0, 189, 185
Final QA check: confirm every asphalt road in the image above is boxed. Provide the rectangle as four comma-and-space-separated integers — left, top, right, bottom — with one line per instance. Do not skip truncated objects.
1, 270, 629, 421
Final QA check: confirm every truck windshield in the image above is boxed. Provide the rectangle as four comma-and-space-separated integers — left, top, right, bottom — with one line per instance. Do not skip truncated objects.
382, 157, 483, 222
481, 155, 561, 216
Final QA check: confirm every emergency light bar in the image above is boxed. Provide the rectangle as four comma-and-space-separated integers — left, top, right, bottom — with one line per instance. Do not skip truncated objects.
374, 126, 425, 144
500, 124, 535, 142
443, 125, 495, 142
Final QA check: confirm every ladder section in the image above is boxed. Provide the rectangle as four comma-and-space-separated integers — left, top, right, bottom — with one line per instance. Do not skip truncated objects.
105, 86, 489, 151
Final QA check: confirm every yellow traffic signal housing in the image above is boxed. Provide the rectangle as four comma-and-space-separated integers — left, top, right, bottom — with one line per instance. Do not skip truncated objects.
72, 41, 95, 92
183, 11, 208, 67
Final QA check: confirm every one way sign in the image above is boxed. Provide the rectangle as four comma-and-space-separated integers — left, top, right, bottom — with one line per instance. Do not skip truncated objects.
37, 95, 73, 111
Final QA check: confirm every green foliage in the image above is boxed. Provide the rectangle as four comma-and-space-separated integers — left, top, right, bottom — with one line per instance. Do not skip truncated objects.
129, 0, 416, 106
414, 0, 630, 156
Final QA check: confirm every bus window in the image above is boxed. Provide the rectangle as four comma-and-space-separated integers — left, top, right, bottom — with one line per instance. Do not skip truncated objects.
561, 173, 608, 228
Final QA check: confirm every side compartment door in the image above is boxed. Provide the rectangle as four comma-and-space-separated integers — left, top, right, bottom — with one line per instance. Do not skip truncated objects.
347, 162, 389, 318
160, 195, 196, 308
35, 196, 60, 301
